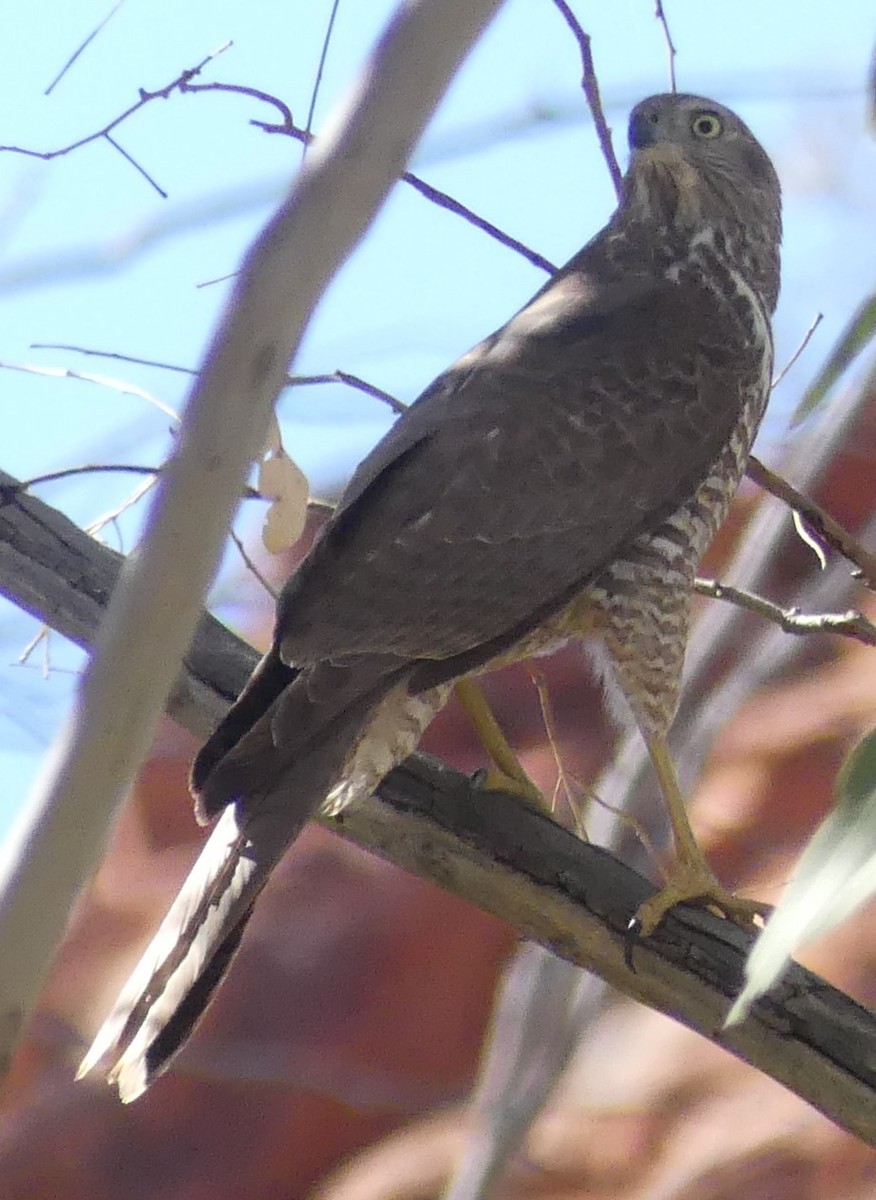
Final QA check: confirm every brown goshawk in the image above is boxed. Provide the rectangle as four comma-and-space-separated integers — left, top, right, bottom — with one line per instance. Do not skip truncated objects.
81, 93, 782, 1101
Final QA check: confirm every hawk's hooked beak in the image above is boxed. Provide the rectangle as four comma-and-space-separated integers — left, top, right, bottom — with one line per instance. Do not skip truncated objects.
629, 110, 660, 150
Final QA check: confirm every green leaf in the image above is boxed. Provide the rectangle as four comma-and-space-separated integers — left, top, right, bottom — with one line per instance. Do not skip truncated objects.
726, 726, 876, 1025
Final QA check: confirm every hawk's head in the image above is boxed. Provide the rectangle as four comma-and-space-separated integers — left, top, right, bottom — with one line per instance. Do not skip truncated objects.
623, 93, 781, 308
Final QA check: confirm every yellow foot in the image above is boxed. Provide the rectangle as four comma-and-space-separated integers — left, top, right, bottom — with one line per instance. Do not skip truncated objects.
634, 862, 771, 938
455, 678, 546, 810
475, 763, 546, 810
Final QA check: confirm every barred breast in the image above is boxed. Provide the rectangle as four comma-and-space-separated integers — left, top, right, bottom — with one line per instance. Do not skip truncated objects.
582, 234, 774, 736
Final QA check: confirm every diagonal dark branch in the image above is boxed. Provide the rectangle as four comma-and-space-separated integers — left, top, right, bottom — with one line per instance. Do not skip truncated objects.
214, 86, 555, 274
2, 465, 876, 1144
748, 454, 876, 590
1, 61, 554, 277
44, 0, 128, 96
549, 0, 623, 198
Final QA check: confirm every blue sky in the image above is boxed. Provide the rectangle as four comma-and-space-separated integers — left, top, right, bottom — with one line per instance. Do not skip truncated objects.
0, 0, 874, 837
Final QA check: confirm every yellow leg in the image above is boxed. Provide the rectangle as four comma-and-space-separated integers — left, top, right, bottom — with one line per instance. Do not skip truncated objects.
455, 678, 545, 808
634, 732, 771, 936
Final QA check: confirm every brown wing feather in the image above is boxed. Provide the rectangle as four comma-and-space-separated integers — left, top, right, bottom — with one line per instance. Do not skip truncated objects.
277, 262, 759, 671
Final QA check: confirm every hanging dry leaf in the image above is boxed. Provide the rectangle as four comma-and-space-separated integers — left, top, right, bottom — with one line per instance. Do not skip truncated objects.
258, 451, 309, 554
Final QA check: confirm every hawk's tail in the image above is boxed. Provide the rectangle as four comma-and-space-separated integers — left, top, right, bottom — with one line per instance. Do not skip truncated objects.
77, 802, 274, 1101
78, 666, 396, 1102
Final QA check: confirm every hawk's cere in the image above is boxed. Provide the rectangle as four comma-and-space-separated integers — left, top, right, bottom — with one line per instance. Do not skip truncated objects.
81, 93, 782, 1101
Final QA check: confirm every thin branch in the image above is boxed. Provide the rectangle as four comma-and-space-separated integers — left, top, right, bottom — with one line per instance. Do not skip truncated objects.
229, 529, 278, 600
792, 291, 876, 427
31, 344, 196, 375
396, 166, 556, 273
195, 269, 238, 289
3, 44, 233, 195
0, 180, 281, 294
695, 577, 876, 647
304, 0, 343, 159
289, 370, 407, 414
12, 464, 327, 512
528, 667, 659, 858
31, 343, 408, 417
0, 45, 232, 161
747, 455, 876, 591
17, 465, 159, 490
16, 626, 53, 678
528, 665, 578, 818
549, 0, 623, 198
103, 133, 167, 199
0, 359, 179, 421
3, 62, 554, 279
44, 0, 127, 95
653, 2, 677, 94
772, 312, 824, 390
189, 80, 295, 136
86, 475, 157, 545
219, 90, 556, 274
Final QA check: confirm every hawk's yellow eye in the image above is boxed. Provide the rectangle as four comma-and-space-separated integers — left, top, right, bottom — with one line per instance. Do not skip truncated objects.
692, 112, 723, 139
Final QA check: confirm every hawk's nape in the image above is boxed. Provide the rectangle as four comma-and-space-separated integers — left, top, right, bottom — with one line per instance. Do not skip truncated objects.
80, 93, 781, 1100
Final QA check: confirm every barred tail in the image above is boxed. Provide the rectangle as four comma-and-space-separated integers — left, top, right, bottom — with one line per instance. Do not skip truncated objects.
79, 664, 400, 1101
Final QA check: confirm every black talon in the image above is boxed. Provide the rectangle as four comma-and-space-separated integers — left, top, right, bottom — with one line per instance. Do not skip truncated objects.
624, 915, 642, 971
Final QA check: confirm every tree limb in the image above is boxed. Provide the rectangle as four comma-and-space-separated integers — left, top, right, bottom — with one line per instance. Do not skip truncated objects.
1, 469, 876, 1144
694, 576, 876, 647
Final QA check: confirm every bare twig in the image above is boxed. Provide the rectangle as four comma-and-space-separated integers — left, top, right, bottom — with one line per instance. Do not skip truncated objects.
228, 93, 555, 272
289, 371, 407, 414
31, 345, 407, 416
16, 626, 53, 678
303, 0, 342, 160
44, 0, 128, 95
396, 167, 555, 273
31, 344, 196, 375
695, 577, 876, 647
229, 529, 278, 600
2, 45, 233, 194
191, 80, 295, 135
87, 476, 157, 544
13, 464, 323, 512
103, 132, 167, 199
1, 45, 233, 161
654, 2, 677, 93
529, 666, 657, 855
16, 465, 159, 491
0, 359, 179, 421
2, 58, 553, 277
747, 455, 876, 591
792, 292, 876, 427
528, 666, 578, 818
549, 0, 623, 198
772, 312, 823, 390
